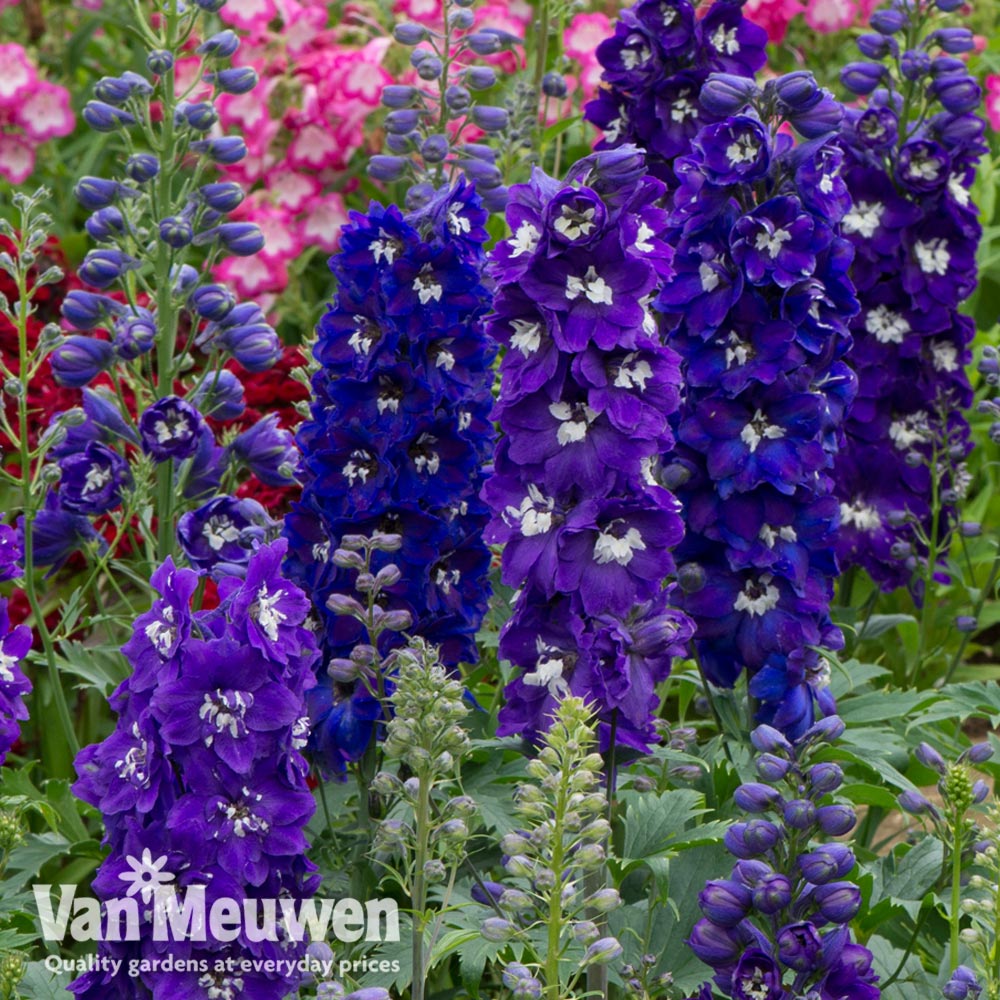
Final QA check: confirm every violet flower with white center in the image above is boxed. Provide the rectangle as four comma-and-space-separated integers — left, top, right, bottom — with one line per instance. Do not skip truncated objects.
70, 540, 319, 1000
284, 181, 495, 774
832, 0, 986, 592
657, 78, 858, 737
584, 0, 767, 188
483, 147, 692, 751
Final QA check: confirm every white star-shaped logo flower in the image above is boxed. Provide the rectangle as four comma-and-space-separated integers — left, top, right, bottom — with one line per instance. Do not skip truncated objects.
118, 849, 175, 903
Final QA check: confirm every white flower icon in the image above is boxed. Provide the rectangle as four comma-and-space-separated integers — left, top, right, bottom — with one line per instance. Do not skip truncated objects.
118, 849, 175, 903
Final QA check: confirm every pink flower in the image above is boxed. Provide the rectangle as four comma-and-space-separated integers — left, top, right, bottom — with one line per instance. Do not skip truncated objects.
295, 192, 348, 253
744, 0, 804, 42
804, 0, 858, 33
16, 82, 75, 142
565, 12, 612, 62
0, 45, 36, 105
220, 0, 278, 33
0, 134, 34, 185
0, 46, 74, 184
269, 171, 322, 213
216, 253, 288, 299
393, 0, 443, 25
985, 75, 1000, 131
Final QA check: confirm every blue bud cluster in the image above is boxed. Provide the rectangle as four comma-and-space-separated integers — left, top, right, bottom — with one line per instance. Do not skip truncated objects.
371, 0, 522, 212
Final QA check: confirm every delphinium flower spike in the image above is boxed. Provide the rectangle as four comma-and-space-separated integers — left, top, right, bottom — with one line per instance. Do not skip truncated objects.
584, 0, 768, 189
70, 541, 320, 1000
46, 0, 289, 574
831, 0, 986, 593
689, 717, 880, 999
284, 181, 495, 774
482, 145, 693, 752
660, 75, 858, 737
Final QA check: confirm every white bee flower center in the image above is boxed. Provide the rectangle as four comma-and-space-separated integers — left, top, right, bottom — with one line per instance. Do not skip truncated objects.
549, 401, 597, 446
839, 501, 882, 532
733, 574, 780, 617
754, 225, 792, 258
510, 222, 540, 258
554, 205, 597, 241
510, 319, 543, 356
842, 200, 883, 239
865, 305, 909, 344
252, 584, 287, 642
566, 266, 613, 306
202, 515, 240, 552
740, 409, 786, 453
504, 484, 555, 537
614, 353, 653, 391
593, 525, 646, 566
889, 411, 931, 450
711, 25, 740, 54
82, 463, 112, 494
915, 238, 950, 275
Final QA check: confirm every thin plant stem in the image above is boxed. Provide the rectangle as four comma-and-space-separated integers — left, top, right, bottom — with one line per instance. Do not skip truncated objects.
13, 248, 79, 765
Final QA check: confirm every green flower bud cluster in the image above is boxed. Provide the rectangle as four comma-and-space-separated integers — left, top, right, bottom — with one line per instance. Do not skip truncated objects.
374, 638, 477, 1000
0, 952, 26, 1000
484, 697, 623, 1000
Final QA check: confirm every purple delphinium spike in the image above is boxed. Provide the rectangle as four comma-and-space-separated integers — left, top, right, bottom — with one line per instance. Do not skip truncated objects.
70, 541, 319, 1000
689, 718, 878, 1000
831, 0, 985, 592
283, 180, 495, 774
482, 147, 693, 752
658, 77, 858, 737
583, 0, 767, 188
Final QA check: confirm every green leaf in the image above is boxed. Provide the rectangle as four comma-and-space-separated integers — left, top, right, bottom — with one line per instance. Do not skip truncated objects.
855, 614, 918, 641
542, 114, 583, 143
55, 640, 129, 695
14, 962, 73, 1000
621, 789, 724, 860
837, 690, 937, 725
841, 782, 901, 810
4, 833, 72, 892
882, 838, 945, 902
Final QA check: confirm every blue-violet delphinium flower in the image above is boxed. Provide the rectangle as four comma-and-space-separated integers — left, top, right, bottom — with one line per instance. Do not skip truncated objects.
483, 145, 693, 752
688, 717, 879, 1000
831, 0, 985, 592
584, 0, 768, 188
70, 540, 319, 1000
284, 180, 495, 774
659, 77, 859, 737
0, 522, 31, 767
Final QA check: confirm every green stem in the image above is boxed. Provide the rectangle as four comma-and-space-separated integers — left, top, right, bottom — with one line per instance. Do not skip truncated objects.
545, 755, 568, 1000
942, 548, 1000, 686
911, 445, 942, 687
153, 3, 181, 563
532, 0, 550, 151
14, 259, 79, 767
411, 770, 432, 1000
950, 821, 963, 972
